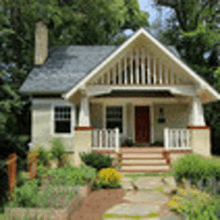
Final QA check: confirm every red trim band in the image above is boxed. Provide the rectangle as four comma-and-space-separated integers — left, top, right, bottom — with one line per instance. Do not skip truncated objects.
187, 126, 211, 129
74, 126, 93, 130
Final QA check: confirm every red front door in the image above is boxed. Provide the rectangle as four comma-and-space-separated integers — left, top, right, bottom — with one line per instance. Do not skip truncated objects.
135, 106, 150, 143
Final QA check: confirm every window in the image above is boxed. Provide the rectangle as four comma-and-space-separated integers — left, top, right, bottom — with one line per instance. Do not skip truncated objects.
106, 106, 123, 133
54, 106, 71, 134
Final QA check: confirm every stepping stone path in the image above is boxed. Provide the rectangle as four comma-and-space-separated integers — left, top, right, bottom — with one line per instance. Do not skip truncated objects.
102, 175, 183, 220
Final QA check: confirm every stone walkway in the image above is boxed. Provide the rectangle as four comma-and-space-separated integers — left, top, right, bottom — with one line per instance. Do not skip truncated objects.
102, 175, 182, 220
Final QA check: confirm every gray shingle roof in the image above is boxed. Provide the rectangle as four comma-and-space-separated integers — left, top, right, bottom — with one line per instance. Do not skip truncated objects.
19, 45, 118, 93
19, 39, 181, 94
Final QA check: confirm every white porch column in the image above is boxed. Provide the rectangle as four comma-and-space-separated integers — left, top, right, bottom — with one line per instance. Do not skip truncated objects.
188, 96, 211, 157
79, 95, 90, 126
188, 96, 206, 126
74, 93, 93, 166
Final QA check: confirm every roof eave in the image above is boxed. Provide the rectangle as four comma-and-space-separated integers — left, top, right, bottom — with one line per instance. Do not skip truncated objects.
19, 90, 64, 95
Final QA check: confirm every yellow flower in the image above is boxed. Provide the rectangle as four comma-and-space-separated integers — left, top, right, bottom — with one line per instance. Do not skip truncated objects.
98, 168, 121, 186
178, 188, 187, 196
167, 200, 179, 210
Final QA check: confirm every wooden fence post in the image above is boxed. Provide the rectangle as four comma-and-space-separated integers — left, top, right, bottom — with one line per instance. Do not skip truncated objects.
6, 153, 17, 201
27, 150, 39, 179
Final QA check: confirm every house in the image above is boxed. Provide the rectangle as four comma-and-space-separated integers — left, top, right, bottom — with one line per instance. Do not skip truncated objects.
20, 22, 220, 171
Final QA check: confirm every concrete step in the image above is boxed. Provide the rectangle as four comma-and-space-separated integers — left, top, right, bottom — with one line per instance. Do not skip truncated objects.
121, 165, 170, 170
122, 153, 164, 158
122, 159, 167, 165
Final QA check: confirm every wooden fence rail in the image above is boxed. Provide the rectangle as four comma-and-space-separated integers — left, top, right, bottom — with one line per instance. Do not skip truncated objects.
6, 153, 17, 201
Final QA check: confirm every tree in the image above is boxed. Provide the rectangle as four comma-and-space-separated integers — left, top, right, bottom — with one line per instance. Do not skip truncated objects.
155, 0, 220, 154
0, 0, 149, 153
155, 0, 220, 77
0, 0, 150, 205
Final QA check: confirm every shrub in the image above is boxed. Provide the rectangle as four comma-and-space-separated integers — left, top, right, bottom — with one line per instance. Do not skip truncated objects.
211, 158, 220, 181
40, 165, 97, 186
80, 152, 113, 171
36, 145, 51, 167
94, 168, 122, 189
17, 171, 29, 187
122, 137, 134, 147
10, 179, 40, 207
167, 184, 219, 219
171, 154, 215, 185
50, 138, 67, 167
150, 140, 163, 146
10, 179, 77, 208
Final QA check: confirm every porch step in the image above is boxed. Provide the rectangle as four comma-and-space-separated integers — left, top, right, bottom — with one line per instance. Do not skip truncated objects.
122, 159, 167, 165
122, 157, 165, 160
119, 168, 172, 173
121, 165, 170, 170
117, 147, 170, 173
122, 153, 164, 158
120, 147, 164, 153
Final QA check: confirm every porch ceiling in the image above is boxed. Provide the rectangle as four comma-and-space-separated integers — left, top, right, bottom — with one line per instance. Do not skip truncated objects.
94, 90, 174, 98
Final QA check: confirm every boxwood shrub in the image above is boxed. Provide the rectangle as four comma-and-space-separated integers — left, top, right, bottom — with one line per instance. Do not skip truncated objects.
80, 152, 113, 171
171, 154, 219, 185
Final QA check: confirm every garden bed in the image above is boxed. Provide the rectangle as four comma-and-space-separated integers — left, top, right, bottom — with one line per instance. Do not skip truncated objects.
70, 188, 127, 220
5, 181, 93, 220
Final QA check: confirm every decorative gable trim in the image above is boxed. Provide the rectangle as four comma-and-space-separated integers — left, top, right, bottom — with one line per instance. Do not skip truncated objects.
63, 28, 220, 102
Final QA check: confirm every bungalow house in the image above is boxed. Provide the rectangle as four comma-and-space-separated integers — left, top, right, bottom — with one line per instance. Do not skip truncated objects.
20, 22, 220, 172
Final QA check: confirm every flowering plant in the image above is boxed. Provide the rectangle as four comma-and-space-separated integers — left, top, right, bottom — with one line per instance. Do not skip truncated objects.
94, 168, 122, 189
167, 180, 218, 219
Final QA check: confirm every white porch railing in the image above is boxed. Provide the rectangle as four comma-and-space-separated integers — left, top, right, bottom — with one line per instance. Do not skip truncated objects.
92, 128, 120, 152
164, 128, 191, 150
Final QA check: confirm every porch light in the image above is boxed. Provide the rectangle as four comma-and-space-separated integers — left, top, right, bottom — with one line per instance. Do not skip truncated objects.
158, 107, 166, 124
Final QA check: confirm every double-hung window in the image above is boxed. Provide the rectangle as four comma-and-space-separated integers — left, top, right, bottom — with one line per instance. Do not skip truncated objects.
54, 106, 71, 134
106, 106, 123, 133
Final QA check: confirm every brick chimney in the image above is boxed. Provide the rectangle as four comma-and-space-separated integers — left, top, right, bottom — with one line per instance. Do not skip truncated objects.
34, 21, 48, 65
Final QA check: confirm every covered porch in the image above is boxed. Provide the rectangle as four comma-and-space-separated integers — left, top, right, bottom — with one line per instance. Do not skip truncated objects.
73, 88, 210, 156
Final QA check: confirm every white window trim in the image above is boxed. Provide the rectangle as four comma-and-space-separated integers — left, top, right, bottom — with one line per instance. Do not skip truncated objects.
51, 101, 75, 138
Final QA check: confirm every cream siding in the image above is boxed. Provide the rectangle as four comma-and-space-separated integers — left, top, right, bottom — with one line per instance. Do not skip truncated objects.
153, 104, 190, 142
32, 102, 75, 151
126, 103, 133, 138
90, 103, 103, 129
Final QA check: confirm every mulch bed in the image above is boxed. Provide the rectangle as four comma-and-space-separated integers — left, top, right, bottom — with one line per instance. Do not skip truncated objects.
70, 188, 128, 220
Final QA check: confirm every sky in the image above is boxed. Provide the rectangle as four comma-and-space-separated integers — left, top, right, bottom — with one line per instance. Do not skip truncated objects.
125, 0, 173, 35
138, 0, 172, 25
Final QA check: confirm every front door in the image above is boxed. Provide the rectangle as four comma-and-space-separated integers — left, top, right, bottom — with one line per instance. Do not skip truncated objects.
135, 106, 150, 143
